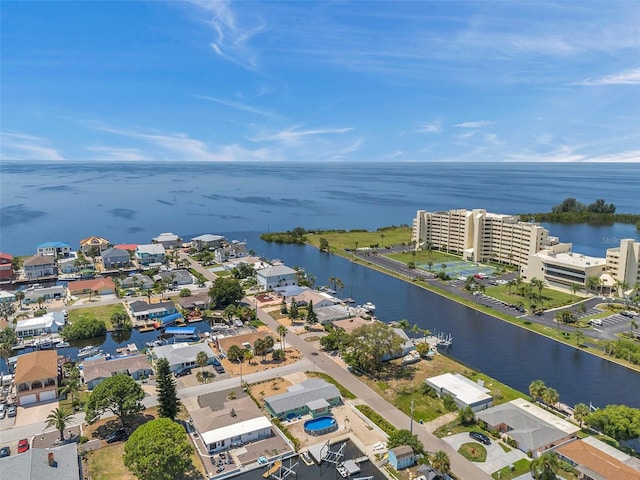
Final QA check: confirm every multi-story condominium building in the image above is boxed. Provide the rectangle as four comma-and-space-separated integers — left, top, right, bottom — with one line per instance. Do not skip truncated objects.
522, 247, 608, 293
606, 239, 640, 290
412, 209, 558, 269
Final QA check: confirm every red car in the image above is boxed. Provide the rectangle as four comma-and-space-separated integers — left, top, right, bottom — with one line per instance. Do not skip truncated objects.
17, 439, 29, 454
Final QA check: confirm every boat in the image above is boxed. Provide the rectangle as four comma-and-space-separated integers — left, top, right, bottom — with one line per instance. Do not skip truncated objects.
33, 339, 56, 350
362, 302, 376, 313
56, 341, 70, 349
402, 350, 421, 365
77, 345, 100, 358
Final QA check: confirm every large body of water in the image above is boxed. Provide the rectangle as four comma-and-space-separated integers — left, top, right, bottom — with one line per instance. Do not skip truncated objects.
1, 162, 640, 409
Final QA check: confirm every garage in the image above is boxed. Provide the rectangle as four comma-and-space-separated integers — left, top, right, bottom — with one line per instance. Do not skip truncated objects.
20, 393, 37, 405
40, 390, 57, 402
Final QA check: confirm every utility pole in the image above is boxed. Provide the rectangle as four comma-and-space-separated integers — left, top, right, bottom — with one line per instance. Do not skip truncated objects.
410, 398, 414, 435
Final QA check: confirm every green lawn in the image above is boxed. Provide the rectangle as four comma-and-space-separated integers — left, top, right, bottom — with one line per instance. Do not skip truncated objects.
386, 250, 461, 266
67, 304, 128, 331
306, 226, 412, 252
484, 284, 575, 309
491, 458, 531, 479
458, 442, 487, 462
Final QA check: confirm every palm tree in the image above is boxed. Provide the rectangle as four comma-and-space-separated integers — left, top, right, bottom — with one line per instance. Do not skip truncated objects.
430, 451, 451, 474
570, 283, 581, 300
14, 291, 25, 309
586, 276, 601, 296
244, 349, 254, 365
542, 387, 559, 409
529, 380, 546, 402
397, 319, 410, 331
575, 329, 585, 347
0, 302, 16, 322
630, 318, 638, 337
506, 279, 517, 295
60, 366, 82, 405
531, 278, 546, 296
380, 233, 385, 248
196, 351, 208, 380
277, 324, 287, 352
335, 278, 344, 297
411, 323, 421, 340
529, 451, 560, 480
45, 407, 75, 442
573, 403, 590, 428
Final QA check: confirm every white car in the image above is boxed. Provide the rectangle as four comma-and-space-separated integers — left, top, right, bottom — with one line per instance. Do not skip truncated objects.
0, 403, 6, 419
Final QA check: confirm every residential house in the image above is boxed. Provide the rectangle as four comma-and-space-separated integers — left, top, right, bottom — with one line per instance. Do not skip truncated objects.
256, 265, 298, 291
315, 305, 353, 324
14, 350, 59, 405
176, 292, 210, 311
264, 378, 342, 419
101, 247, 131, 269
0, 291, 15, 304
23, 285, 67, 304
381, 328, 415, 361
280, 287, 339, 309
135, 244, 166, 266
58, 253, 92, 275
36, 242, 71, 258
23, 255, 56, 278
425, 373, 493, 412
476, 398, 580, 455
191, 234, 225, 251
128, 300, 177, 321
79, 236, 111, 255
152, 232, 181, 249
0, 443, 81, 480
67, 277, 116, 296
82, 354, 153, 390
556, 437, 640, 480
15, 312, 66, 338
121, 273, 154, 291
190, 393, 274, 453
0, 252, 14, 281
114, 244, 138, 252
153, 269, 192, 286
214, 242, 248, 263
152, 342, 216, 372
332, 316, 372, 334
416, 464, 446, 480
388, 446, 416, 470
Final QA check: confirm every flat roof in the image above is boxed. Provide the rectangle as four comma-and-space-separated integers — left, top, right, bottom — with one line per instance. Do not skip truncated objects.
426, 373, 492, 405
511, 398, 580, 434
201, 416, 272, 446
537, 251, 606, 268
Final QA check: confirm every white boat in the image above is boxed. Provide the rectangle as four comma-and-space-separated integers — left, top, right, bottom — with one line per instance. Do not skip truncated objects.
362, 302, 376, 313
402, 351, 421, 365
56, 341, 70, 349
77, 345, 100, 358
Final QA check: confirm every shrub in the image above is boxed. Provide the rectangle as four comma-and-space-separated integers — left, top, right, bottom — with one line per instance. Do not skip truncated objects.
356, 405, 397, 436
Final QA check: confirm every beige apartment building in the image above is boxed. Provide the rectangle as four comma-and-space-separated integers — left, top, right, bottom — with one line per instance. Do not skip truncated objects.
412, 209, 558, 269
606, 238, 640, 290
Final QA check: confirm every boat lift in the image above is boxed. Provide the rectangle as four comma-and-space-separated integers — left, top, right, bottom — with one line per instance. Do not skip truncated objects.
263, 457, 298, 480
321, 441, 345, 465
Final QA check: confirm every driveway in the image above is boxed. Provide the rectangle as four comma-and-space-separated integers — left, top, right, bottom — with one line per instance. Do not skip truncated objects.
442, 432, 528, 475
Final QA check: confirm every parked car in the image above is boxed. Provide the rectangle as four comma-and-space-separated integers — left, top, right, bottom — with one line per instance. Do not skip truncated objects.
0, 403, 6, 419
469, 431, 491, 445
174, 366, 193, 377
216, 466, 225, 473
215, 366, 225, 374
17, 439, 29, 453
7, 405, 17, 418
0, 446, 10, 458
105, 429, 128, 444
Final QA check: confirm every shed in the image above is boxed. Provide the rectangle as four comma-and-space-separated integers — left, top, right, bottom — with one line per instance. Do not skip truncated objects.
388, 446, 415, 470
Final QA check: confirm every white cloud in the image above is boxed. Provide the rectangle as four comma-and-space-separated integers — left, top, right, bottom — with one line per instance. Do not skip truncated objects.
454, 120, 494, 128
195, 94, 278, 119
583, 150, 640, 163
249, 126, 354, 145
417, 120, 442, 134
86, 146, 154, 162
0, 132, 66, 161
578, 68, 640, 86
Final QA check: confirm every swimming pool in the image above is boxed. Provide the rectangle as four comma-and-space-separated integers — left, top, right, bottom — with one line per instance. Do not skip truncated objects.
303, 416, 338, 436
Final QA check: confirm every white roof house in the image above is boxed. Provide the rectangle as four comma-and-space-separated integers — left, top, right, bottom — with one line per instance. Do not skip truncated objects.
152, 232, 181, 248
15, 312, 66, 338
256, 265, 298, 291
137, 244, 166, 255
201, 416, 272, 450
152, 342, 215, 371
425, 373, 493, 412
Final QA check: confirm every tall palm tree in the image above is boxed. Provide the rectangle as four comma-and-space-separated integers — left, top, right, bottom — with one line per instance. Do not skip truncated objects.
630, 318, 638, 337
570, 283, 581, 300
542, 387, 559, 409
397, 319, 410, 331
411, 323, 421, 340
45, 407, 75, 442
529, 379, 546, 402
575, 329, 585, 347
277, 324, 287, 352
430, 451, 450, 474
196, 351, 208, 379
14, 291, 25, 309
529, 451, 560, 480
60, 366, 82, 404
573, 403, 590, 428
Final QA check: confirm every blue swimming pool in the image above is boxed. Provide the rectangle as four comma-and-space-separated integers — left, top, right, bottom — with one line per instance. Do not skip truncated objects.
303, 416, 338, 436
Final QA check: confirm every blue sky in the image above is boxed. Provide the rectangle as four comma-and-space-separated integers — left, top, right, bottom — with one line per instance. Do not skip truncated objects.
1, 1, 639, 163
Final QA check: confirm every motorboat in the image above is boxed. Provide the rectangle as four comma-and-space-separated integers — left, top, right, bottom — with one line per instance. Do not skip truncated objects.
56, 341, 70, 349
362, 302, 376, 313
77, 345, 100, 358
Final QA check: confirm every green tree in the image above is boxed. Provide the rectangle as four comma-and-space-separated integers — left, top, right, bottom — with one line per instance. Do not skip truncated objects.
570, 283, 581, 300
529, 380, 547, 402
387, 428, 424, 454
14, 291, 25, 309
111, 311, 132, 332
227, 344, 244, 363
575, 329, 585, 347
531, 278, 546, 296
254, 338, 267, 360
123, 418, 195, 480
156, 358, 180, 420
280, 297, 288, 314
85, 374, 145, 427
60, 365, 82, 405
0, 302, 16, 322
0, 327, 17, 358
306, 300, 318, 324
397, 319, 410, 331
196, 351, 209, 379
342, 322, 404, 377
319, 237, 330, 252
587, 404, 640, 441
223, 304, 237, 323
573, 403, 590, 428
542, 387, 559, 408
208, 277, 243, 309
289, 298, 299, 322
179, 288, 191, 297
272, 348, 284, 361
458, 406, 475, 426
277, 324, 287, 352
529, 451, 560, 480
430, 451, 451, 474
45, 406, 75, 442
62, 317, 107, 341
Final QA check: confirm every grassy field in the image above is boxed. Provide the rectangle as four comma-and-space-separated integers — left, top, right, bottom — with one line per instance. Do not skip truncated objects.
458, 442, 487, 462
306, 226, 412, 252
484, 284, 574, 309
67, 304, 128, 330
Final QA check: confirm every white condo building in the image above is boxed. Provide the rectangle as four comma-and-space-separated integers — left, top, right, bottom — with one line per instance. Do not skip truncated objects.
412, 209, 559, 269
606, 239, 640, 290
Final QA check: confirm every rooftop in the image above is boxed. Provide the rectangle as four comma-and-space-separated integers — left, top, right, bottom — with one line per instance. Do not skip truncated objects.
426, 373, 492, 406
538, 251, 606, 267
15, 350, 58, 383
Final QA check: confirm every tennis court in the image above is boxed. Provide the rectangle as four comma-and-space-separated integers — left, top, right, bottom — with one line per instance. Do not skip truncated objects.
417, 260, 495, 278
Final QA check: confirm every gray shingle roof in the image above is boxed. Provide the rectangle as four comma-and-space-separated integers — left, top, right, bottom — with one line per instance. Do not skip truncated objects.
0, 443, 80, 480
265, 378, 340, 415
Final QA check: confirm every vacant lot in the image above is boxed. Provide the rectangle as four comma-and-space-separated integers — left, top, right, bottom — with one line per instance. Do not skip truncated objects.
68, 304, 128, 330
306, 226, 412, 252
